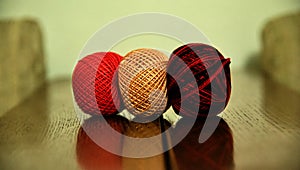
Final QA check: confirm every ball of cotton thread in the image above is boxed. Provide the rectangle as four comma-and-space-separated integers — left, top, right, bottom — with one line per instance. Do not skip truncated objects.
118, 48, 168, 117
72, 52, 123, 115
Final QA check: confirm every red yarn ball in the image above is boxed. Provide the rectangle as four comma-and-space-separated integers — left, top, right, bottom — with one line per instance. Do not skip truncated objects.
166, 43, 231, 117
72, 52, 123, 115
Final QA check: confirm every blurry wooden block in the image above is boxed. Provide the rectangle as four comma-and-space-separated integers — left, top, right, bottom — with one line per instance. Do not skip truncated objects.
0, 18, 46, 116
261, 11, 300, 93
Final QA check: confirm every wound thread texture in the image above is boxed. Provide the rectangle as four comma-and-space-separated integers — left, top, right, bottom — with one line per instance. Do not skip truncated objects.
166, 43, 231, 117
118, 48, 168, 117
72, 52, 123, 115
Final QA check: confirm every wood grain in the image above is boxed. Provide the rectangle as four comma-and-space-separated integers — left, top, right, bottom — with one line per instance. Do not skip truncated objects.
0, 80, 80, 170
222, 71, 300, 170
0, 70, 299, 170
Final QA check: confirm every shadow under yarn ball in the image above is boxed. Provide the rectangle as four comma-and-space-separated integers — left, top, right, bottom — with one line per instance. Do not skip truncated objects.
72, 52, 123, 115
166, 43, 231, 117
118, 48, 168, 117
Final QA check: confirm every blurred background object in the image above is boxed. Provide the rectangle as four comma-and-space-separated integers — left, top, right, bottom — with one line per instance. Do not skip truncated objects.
0, 0, 299, 79
262, 11, 300, 93
0, 19, 46, 116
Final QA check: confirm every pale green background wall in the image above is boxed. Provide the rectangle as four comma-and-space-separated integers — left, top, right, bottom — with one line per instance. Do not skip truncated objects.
0, 0, 299, 79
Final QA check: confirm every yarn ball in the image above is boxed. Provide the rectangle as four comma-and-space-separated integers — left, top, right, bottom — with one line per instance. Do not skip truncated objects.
72, 52, 123, 115
118, 48, 168, 117
166, 43, 231, 117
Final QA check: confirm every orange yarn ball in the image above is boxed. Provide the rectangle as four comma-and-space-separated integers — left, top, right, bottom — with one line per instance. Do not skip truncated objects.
118, 48, 168, 117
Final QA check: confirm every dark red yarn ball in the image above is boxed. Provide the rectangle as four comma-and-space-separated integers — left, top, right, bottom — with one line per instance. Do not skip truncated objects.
166, 43, 231, 117
72, 52, 123, 115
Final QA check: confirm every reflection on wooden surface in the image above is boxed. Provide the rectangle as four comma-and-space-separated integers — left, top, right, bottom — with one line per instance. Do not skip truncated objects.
76, 116, 234, 170
263, 74, 300, 125
76, 116, 127, 170
0, 80, 80, 170
122, 119, 166, 170
0, 71, 299, 169
77, 116, 167, 170
166, 118, 234, 170
222, 71, 300, 169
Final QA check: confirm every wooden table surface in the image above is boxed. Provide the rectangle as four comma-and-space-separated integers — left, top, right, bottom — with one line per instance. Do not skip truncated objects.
0, 70, 299, 170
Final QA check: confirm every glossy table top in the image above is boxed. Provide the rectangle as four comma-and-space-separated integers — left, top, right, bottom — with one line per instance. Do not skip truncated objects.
0, 70, 299, 170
